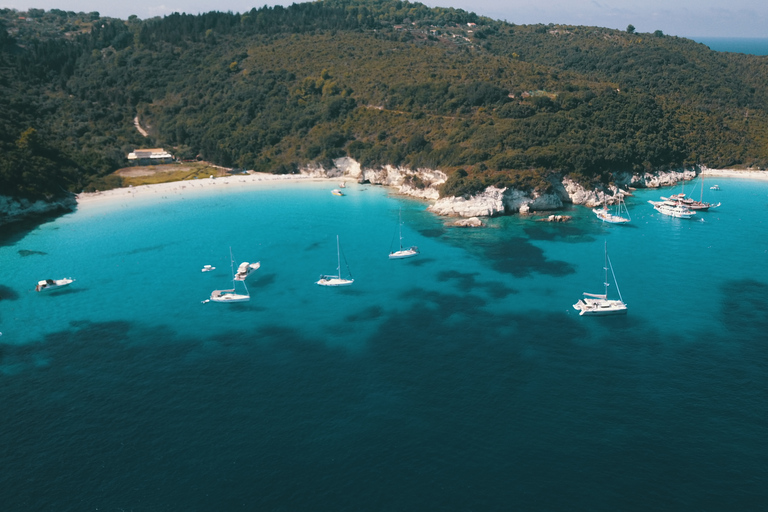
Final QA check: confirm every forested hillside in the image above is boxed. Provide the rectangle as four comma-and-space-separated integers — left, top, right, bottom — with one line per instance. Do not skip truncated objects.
2, 0, 768, 201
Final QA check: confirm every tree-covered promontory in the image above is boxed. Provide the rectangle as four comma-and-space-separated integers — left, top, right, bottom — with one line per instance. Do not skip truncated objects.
2, 0, 768, 201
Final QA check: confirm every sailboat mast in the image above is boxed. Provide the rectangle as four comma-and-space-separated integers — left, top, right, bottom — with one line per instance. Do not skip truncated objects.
229, 247, 236, 286
399, 209, 404, 250
336, 235, 341, 279
603, 241, 610, 297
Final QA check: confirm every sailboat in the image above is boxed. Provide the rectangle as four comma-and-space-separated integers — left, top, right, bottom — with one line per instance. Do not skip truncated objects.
660, 176, 720, 210
389, 209, 419, 259
204, 248, 258, 303
593, 195, 631, 224
573, 241, 627, 316
317, 235, 354, 286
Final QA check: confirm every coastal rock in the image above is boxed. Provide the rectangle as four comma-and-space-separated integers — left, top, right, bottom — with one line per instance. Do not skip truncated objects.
360, 165, 446, 200
450, 217, 484, 227
0, 194, 77, 226
428, 186, 507, 217
537, 214, 573, 222
301, 158, 446, 201
629, 168, 697, 188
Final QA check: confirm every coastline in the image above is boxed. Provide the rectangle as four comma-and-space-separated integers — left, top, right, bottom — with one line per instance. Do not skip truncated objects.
75, 172, 339, 208
73, 167, 768, 211
699, 168, 768, 180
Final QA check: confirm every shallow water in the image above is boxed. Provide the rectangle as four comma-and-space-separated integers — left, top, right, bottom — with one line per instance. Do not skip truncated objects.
1, 178, 767, 510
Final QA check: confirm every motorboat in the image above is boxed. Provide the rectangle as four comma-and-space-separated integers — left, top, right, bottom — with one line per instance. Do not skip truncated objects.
201, 265, 216, 272
35, 278, 74, 292
331, 189, 344, 196
649, 200, 696, 219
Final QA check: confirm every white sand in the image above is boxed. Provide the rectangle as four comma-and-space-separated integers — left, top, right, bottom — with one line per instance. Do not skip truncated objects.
700, 168, 768, 181
75, 172, 340, 208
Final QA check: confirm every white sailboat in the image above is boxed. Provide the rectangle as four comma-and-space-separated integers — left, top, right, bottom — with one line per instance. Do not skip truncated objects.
317, 235, 354, 286
573, 241, 627, 316
593, 195, 631, 224
389, 209, 419, 259
204, 248, 257, 303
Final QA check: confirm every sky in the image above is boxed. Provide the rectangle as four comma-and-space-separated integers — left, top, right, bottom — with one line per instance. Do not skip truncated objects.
2, 0, 767, 38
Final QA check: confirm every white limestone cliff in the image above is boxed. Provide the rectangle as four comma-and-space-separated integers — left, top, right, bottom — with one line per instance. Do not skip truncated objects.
299, 159, 703, 217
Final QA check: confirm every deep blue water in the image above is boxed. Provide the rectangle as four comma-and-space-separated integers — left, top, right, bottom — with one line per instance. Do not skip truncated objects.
1, 178, 767, 510
692, 37, 768, 55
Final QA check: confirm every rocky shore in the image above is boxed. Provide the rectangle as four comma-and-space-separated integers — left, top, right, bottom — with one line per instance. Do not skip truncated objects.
0, 194, 77, 226
2, 159, 765, 225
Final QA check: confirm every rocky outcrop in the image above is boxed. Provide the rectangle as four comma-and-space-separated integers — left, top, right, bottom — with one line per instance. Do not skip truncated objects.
536, 214, 573, 222
428, 186, 506, 217
450, 217, 484, 227
301, 157, 702, 218
0, 194, 77, 226
302, 157, 447, 200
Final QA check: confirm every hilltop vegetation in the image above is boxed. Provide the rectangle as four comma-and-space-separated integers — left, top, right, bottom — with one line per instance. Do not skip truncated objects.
2, 0, 768, 201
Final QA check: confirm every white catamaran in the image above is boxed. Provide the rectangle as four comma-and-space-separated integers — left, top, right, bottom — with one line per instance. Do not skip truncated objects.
573, 241, 628, 316
389, 209, 419, 259
317, 235, 354, 286
204, 248, 259, 303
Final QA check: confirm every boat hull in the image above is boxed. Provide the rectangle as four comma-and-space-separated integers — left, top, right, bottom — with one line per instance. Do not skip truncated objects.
35, 278, 74, 292
210, 294, 250, 303
389, 248, 419, 259
316, 277, 354, 286
573, 299, 628, 316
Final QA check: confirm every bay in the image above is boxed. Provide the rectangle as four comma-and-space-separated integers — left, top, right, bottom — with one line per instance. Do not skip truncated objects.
1, 178, 767, 510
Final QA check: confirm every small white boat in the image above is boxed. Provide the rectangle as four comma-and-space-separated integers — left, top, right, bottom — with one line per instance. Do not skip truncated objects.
35, 278, 74, 292
339, 181, 346, 188
389, 208, 419, 259
593, 195, 630, 224
201, 265, 216, 272
573, 242, 627, 316
649, 200, 696, 219
331, 189, 344, 196
710, 184, 720, 190
317, 235, 354, 287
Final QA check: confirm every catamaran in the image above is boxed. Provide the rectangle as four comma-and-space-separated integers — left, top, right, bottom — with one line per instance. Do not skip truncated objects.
573, 241, 627, 316
389, 209, 419, 259
317, 235, 354, 286
593, 195, 631, 224
204, 248, 258, 303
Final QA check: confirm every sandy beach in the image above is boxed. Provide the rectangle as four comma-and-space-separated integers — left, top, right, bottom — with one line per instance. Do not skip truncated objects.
74, 167, 768, 210
699, 168, 768, 181
75, 172, 340, 208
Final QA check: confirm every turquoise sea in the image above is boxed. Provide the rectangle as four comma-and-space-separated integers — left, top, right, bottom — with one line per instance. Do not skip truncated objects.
1, 177, 767, 510
692, 37, 768, 56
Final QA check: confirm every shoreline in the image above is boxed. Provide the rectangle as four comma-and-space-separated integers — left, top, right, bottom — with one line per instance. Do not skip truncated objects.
699, 168, 768, 180
75, 172, 340, 208
73, 167, 768, 210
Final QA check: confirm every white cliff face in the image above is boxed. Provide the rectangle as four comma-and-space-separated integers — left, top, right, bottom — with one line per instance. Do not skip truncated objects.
428, 186, 507, 217
301, 158, 447, 201
0, 195, 76, 226
300, 158, 702, 217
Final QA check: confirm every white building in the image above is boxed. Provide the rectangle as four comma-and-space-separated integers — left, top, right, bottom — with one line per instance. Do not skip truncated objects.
127, 148, 174, 165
